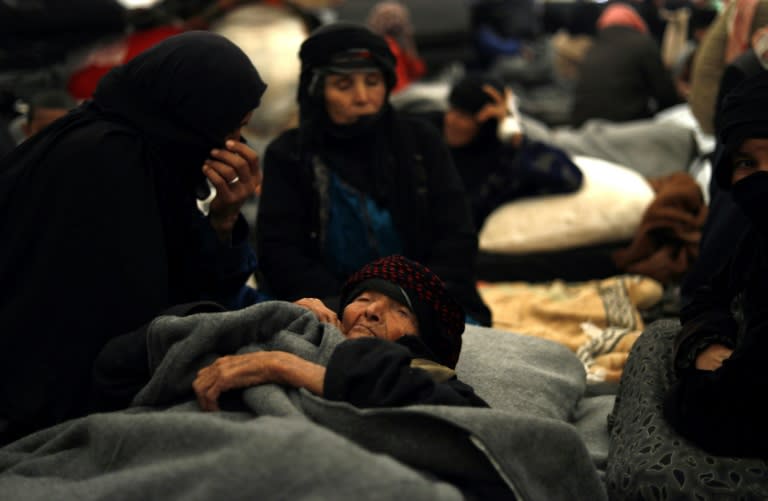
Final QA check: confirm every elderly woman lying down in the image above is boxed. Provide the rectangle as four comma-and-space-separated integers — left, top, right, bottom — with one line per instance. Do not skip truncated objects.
193, 255, 488, 410
93, 255, 488, 411
6, 258, 608, 501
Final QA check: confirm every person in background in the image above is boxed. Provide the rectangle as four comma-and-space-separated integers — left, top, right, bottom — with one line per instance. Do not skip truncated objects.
416, 75, 583, 229
0, 31, 267, 444
256, 22, 491, 326
366, 1, 426, 93
664, 71, 768, 458
8, 89, 77, 144
571, 2, 681, 126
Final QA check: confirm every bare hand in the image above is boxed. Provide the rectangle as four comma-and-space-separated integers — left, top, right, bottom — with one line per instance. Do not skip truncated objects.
475, 84, 512, 124
202, 140, 261, 242
193, 351, 325, 411
694, 343, 734, 371
294, 298, 342, 329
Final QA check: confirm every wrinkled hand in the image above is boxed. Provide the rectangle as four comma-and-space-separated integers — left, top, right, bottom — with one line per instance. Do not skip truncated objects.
695, 343, 734, 371
294, 297, 341, 329
203, 139, 261, 242
193, 351, 325, 411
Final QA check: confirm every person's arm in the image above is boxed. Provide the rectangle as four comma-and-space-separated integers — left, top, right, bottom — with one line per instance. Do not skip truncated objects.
324, 336, 489, 408
193, 350, 326, 411
256, 131, 341, 300
675, 255, 740, 373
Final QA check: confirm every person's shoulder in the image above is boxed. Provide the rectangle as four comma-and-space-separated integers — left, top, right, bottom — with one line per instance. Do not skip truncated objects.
395, 112, 444, 145
265, 127, 300, 151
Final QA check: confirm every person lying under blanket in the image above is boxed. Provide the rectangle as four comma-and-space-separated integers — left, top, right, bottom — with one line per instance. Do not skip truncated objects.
92, 255, 489, 412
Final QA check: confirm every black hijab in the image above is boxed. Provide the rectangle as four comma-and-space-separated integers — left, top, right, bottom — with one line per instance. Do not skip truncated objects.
295, 22, 399, 200
0, 31, 266, 442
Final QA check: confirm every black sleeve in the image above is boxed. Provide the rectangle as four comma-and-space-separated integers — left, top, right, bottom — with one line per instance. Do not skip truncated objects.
324, 336, 489, 408
89, 301, 227, 412
256, 131, 341, 300
674, 250, 740, 372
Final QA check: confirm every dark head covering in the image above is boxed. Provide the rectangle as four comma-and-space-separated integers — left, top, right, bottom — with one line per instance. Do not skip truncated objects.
448, 74, 505, 148
93, 30, 267, 192
0, 31, 266, 442
1, 31, 267, 202
297, 22, 396, 122
712, 71, 768, 190
339, 255, 466, 368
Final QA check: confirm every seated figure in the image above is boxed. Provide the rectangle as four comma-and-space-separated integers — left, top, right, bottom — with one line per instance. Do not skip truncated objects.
256, 21, 491, 325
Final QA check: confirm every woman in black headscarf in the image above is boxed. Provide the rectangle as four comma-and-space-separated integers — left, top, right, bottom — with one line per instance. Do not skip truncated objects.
256, 22, 491, 326
0, 31, 266, 443
664, 71, 768, 458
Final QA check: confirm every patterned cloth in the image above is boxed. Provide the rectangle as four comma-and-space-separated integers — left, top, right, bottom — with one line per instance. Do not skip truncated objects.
606, 319, 768, 500
339, 255, 465, 368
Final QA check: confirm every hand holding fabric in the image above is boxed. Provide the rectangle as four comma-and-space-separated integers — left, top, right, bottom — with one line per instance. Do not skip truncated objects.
193, 351, 326, 411
294, 297, 342, 329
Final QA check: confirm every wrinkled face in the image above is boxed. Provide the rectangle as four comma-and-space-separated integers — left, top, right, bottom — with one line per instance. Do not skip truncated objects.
443, 108, 479, 147
324, 70, 387, 125
731, 138, 768, 185
341, 290, 419, 342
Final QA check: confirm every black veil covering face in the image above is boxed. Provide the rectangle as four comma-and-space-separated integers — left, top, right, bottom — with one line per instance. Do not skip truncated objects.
0, 31, 266, 442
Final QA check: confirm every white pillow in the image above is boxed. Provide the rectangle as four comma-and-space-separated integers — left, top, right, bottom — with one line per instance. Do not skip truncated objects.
478, 155, 654, 254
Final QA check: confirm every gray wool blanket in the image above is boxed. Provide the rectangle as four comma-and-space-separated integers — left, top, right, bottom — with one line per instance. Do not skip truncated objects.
0, 301, 609, 501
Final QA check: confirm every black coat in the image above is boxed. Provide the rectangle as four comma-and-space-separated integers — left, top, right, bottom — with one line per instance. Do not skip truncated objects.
571, 26, 679, 127
256, 114, 491, 325
0, 32, 265, 443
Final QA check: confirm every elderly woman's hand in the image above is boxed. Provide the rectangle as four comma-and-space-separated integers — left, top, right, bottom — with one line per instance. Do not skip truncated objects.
193, 351, 325, 411
203, 139, 261, 242
294, 297, 342, 329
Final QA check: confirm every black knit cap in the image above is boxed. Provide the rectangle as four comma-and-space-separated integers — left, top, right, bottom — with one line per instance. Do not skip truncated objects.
339, 255, 466, 368
297, 22, 397, 108
712, 71, 768, 190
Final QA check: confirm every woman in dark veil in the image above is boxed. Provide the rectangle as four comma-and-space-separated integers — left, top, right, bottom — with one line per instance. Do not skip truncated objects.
256, 22, 491, 327
0, 31, 266, 443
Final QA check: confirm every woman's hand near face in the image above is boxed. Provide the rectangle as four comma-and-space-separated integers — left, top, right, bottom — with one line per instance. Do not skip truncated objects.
294, 297, 342, 329
203, 139, 261, 242
475, 84, 510, 124
694, 343, 734, 371
193, 351, 326, 411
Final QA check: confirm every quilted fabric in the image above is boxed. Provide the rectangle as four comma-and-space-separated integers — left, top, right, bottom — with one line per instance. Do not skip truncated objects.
606, 319, 768, 500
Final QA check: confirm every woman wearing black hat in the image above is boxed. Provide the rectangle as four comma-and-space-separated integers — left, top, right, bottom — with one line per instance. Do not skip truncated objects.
255, 22, 491, 327
417, 75, 583, 229
0, 31, 267, 443
194, 255, 488, 410
663, 71, 768, 458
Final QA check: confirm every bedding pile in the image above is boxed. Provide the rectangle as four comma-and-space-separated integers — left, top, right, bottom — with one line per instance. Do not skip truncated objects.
479, 274, 664, 383
0, 301, 609, 500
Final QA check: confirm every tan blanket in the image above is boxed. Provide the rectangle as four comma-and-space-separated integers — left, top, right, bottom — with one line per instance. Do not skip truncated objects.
478, 275, 663, 383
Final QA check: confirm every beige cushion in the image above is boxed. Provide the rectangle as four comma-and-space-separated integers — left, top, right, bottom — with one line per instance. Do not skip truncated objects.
478, 155, 654, 254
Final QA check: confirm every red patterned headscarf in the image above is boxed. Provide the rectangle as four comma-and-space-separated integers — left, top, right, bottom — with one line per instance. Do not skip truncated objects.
339, 255, 465, 368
